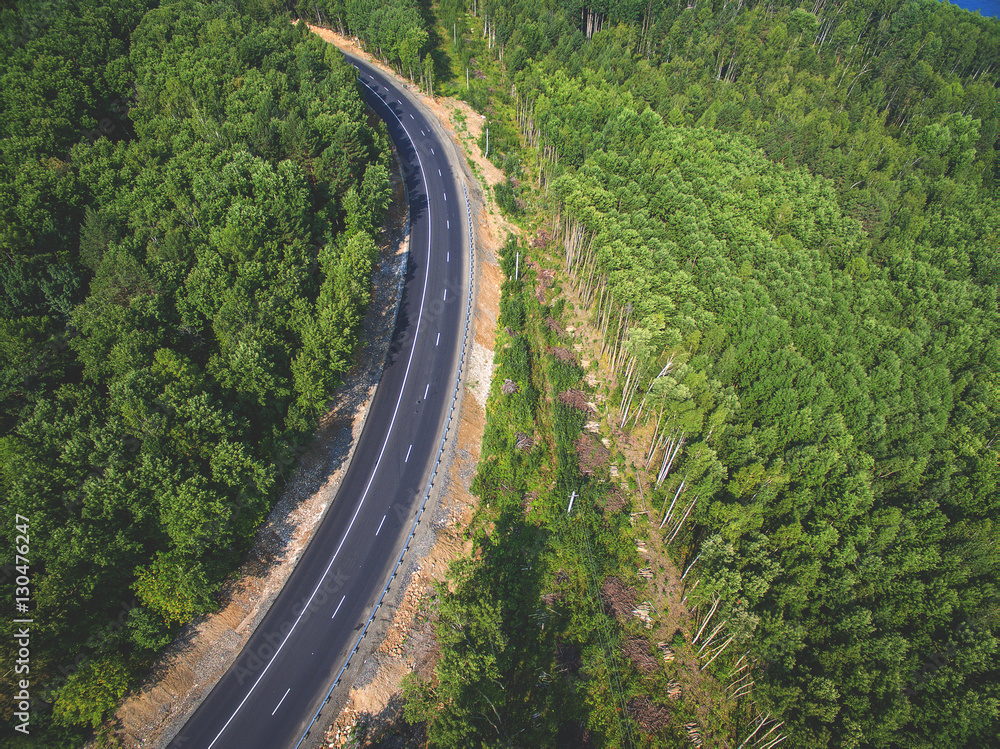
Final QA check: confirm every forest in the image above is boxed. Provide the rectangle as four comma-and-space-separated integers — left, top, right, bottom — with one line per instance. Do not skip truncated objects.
1, 0, 998, 745
0, 0, 394, 743
390, 0, 1000, 747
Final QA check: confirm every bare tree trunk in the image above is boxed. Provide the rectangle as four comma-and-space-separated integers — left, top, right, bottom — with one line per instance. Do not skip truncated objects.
692, 596, 720, 644
697, 620, 727, 655
681, 553, 701, 581
668, 494, 697, 542
699, 634, 735, 671
657, 433, 685, 485
751, 722, 784, 748
659, 477, 686, 530
731, 681, 755, 700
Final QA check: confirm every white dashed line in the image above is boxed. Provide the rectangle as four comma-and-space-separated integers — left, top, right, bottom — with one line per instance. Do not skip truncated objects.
272, 688, 290, 716
443, 192, 447, 201
405, 444, 412, 463
420, 129, 425, 136
435, 332, 440, 346
438, 169, 442, 176
331, 596, 345, 619
206, 69, 440, 749
443, 288, 448, 301
424, 384, 430, 399
447, 251, 450, 262
430, 147, 435, 154
376, 515, 386, 536
447, 220, 450, 229
410, 113, 415, 119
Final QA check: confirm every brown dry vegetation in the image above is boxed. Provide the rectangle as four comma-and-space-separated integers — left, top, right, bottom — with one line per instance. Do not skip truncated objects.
558, 388, 595, 413
623, 636, 661, 675
575, 433, 610, 474
599, 575, 636, 623
628, 695, 673, 736
548, 345, 577, 365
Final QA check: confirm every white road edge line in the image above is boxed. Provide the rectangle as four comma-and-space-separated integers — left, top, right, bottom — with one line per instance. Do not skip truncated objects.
205, 72, 437, 749
376, 515, 386, 536
271, 688, 290, 716
331, 596, 345, 619
405, 444, 412, 462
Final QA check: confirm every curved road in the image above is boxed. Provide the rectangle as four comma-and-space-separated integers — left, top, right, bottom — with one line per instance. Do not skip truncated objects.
168, 53, 471, 749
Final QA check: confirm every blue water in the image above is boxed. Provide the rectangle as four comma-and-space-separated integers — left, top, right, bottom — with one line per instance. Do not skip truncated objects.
943, 0, 1000, 17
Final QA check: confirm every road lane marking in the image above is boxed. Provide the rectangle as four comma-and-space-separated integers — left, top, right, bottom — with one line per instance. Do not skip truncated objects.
206, 71, 439, 749
376, 515, 386, 536
447, 251, 450, 262
331, 596, 345, 619
421, 129, 425, 136
438, 168, 442, 176
436, 332, 440, 346
447, 220, 450, 229
272, 688, 290, 716
443, 288, 447, 301
431, 147, 434, 154
410, 113, 414, 119
405, 444, 412, 462
443, 192, 447, 201
424, 384, 429, 399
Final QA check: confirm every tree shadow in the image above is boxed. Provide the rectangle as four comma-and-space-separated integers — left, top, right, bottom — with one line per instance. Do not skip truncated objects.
349, 692, 427, 748
414, 0, 456, 85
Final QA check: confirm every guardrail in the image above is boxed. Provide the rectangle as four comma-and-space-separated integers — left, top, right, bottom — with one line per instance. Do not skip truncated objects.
293, 176, 476, 748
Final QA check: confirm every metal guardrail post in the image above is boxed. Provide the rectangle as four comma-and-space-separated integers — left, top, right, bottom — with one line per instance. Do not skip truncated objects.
294, 159, 477, 749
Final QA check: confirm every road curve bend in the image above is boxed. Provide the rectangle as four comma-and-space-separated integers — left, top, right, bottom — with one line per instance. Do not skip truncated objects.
167, 52, 473, 749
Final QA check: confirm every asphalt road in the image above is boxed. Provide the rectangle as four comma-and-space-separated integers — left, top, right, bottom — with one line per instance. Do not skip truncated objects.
167, 53, 470, 749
